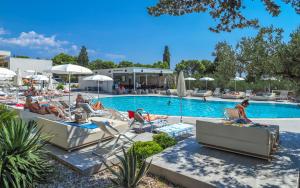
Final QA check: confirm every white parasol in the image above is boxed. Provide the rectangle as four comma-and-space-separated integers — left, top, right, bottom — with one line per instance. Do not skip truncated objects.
199, 77, 214, 90
184, 77, 196, 90
177, 71, 186, 123
49, 64, 93, 114
83, 75, 113, 99
14, 68, 23, 103
233, 76, 245, 92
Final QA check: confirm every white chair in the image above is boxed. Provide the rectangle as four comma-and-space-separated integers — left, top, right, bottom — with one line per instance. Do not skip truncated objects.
213, 88, 221, 96
245, 90, 253, 97
278, 90, 289, 100
91, 119, 135, 159
79, 103, 110, 118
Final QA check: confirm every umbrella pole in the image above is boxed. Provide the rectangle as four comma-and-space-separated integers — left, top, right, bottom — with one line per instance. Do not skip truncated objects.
235, 80, 237, 92
180, 97, 183, 123
98, 80, 100, 99
16, 87, 19, 104
189, 80, 190, 90
68, 73, 71, 117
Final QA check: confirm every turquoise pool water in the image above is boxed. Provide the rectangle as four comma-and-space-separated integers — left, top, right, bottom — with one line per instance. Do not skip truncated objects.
96, 96, 300, 118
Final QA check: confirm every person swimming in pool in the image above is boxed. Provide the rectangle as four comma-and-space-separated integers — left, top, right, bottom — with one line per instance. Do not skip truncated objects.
167, 99, 171, 105
235, 99, 252, 123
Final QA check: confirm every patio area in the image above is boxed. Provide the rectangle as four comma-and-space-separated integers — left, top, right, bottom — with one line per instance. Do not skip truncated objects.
147, 118, 300, 188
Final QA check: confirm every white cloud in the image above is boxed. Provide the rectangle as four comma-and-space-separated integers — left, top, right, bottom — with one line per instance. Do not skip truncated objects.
105, 53, 126, 59
0, 31, 68, 49
71, 44, 78, 51
0, 28, 97, 58
0, 27, 8, 35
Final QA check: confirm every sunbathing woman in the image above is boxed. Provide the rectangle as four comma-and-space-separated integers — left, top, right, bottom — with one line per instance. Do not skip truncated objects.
92, 101, 104, 111
25, 96, 61, 117
235, 99, 252, 123
136, 108, 168, 121
25, 96, 50, 115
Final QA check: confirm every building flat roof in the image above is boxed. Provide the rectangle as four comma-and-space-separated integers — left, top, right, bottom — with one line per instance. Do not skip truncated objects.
94, 67, 173, 74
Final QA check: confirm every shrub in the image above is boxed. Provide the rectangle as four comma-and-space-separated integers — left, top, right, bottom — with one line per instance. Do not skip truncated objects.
56, 83, 64, 90
0, 104, 17, 124
0, 120, 52, 187
153, 133, 177, 149
104, 146, 151, 188
130, 141, 163, 165
71, 84, 78, 88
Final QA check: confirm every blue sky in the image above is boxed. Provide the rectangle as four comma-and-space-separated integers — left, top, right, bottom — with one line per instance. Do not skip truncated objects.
0, 0, 299, 68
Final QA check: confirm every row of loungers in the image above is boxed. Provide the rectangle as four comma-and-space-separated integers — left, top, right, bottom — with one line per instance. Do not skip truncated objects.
160, 88, 292, 101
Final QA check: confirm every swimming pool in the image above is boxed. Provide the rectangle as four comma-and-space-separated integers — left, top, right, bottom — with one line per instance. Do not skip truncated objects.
97, 96, 300, 118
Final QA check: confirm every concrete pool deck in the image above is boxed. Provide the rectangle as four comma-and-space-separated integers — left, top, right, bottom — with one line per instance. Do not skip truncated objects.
40, 93, 300, 187
147, 117, 300, 188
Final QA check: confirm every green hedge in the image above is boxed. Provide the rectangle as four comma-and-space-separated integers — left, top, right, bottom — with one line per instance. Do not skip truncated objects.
153, 133, 177, 149
56, 83, 64, 90
130, 141, 163, 165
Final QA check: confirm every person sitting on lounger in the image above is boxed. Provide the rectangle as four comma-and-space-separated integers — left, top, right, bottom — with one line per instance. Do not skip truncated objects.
75, 93, 88, 108
235, 99, 252, 123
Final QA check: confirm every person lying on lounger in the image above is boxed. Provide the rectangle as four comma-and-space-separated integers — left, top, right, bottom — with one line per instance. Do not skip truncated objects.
136, 108, 168, 121
0, 95, 14, 100
25, 96, 62, 117
235, 99, 252, 123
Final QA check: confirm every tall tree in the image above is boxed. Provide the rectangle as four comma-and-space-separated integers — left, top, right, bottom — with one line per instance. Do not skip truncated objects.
175, 60, 206, 77
276, 27, 300, 93
118, 61, 134, 68
213, 42, 236, 87
153, 61, 169, 69
163, 45, 171, 68
88, 59, 116, 70
77, 46, 89, 67
52, 53, 77, 65
201, 60, 217, 75
236, 26, 283, 81
148, 0, 299, 33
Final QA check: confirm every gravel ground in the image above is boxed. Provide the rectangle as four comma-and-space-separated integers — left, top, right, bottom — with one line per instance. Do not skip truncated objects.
37, 158, 182, 188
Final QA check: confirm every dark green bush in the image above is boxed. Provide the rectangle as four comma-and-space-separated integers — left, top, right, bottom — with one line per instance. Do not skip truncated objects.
153, 133, 177, 149
130, 141, 163, 165
71, 84, 78, 88
56, 83, 64, 90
